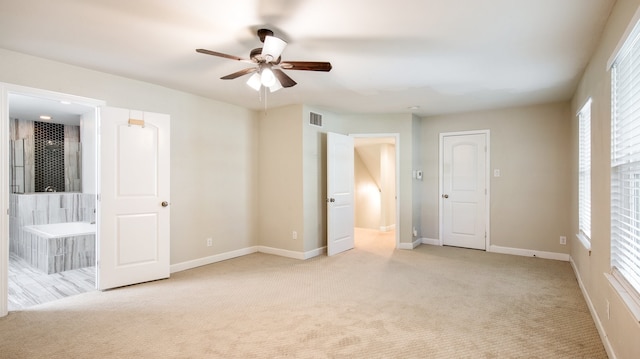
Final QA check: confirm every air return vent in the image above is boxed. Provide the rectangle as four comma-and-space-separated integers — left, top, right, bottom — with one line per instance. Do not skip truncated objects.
309, 112, 323, 127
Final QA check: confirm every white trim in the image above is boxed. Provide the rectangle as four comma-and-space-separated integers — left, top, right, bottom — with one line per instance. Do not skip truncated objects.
379, 224, 396, 232
608, 5, 640, 70
421, 238, 441, 246
300, 246, 326, 259
0, 86, 8, 318
171, 245, 326, 273
350, 133, 401, 249
575, 233, 592, 251
576, 97, 593, 117
439, 130, 491, 250
570, 258, 617, 359
488, 245, 570, 261
170, 247, 258, 273
257, 246, 325, 260
399, 238, 422, 250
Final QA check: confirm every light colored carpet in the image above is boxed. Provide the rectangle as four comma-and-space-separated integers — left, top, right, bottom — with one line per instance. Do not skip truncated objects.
0, 229, 607, 358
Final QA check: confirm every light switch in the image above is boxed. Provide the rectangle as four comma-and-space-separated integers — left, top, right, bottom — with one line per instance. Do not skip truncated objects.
494, 169, 501, 177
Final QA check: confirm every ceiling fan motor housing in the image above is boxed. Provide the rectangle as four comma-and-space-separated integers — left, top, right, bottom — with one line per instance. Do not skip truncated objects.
257, 28, 274, 43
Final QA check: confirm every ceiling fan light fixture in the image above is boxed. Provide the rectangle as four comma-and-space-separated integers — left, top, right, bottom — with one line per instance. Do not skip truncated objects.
247, 72, 262, 91
262, 36, 287, 61
269, 80, 283, 93
260, 67, 277, 87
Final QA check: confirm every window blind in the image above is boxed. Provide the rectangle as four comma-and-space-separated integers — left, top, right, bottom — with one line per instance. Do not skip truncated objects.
579, 99, 592, 241
611, 19, 640, 296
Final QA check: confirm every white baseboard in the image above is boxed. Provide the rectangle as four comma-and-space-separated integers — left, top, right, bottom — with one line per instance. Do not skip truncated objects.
421, 238, 441, 246
170, 246, 258, 273
399, 238, 422, 250
570, 257, 616, 359
379, 224, 396, 232
258, 245, 325, 260
488, 245, 570, 261
301, 246, 326, 259
171, 245, 326, 273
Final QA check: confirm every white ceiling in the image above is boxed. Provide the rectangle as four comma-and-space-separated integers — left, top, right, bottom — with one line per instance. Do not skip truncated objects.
0, 0, 615, 117
9, 93, 94, 126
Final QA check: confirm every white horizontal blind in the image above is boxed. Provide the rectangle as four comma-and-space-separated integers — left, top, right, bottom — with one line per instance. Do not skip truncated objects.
579, 99, 592, 241
611, 18, 640, 296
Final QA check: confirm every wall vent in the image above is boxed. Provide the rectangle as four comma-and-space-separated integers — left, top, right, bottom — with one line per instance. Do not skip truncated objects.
309, 112, 323, 127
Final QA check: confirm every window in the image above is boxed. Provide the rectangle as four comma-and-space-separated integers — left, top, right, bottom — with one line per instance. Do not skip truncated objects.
611, 17, 640, 300
578, 99, 592, 249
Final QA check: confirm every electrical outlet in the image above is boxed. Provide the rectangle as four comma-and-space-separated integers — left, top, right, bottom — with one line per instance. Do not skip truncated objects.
206, 238, 212, 247
292, 231, 297, 240
560, 236, 566, 245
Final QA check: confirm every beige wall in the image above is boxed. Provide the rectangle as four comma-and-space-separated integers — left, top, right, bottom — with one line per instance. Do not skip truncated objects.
571, 0, 640, 357
420, 102, 572, 254
258, 105, 304, 252
0, 48, 259, 265
411, 115, 422, 239
380, 143, 397, 230
354, 150, 380, 230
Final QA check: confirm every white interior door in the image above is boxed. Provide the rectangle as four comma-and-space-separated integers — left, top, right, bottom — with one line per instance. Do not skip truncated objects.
441, 132, 488, 250
98, 107, 170, 290
327, 132, 355, 256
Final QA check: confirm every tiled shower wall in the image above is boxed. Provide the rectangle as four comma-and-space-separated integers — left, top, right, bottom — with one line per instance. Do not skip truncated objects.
35, 122, 65, 192
9, 193, 96, 262
10, 118, 81, 193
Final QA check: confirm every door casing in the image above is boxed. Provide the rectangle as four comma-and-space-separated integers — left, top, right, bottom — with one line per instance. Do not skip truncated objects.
0, 83, 105, 317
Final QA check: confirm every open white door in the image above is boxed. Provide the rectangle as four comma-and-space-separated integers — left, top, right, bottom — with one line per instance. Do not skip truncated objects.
98, 107, 170, 290
441, 132, 488, 250
327, 132, 355, 256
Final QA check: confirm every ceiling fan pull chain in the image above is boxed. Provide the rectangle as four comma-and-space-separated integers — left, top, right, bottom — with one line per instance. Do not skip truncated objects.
264, 86, 268, 114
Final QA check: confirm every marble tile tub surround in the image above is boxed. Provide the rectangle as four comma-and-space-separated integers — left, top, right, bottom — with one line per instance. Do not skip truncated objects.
9, 193, 96, 273
10, 193, 95, 226
19, 232, 95, 274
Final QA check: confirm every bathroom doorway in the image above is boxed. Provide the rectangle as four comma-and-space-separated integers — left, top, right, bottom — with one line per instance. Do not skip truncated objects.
352, 134, 399, 249
5, 89, 100, 310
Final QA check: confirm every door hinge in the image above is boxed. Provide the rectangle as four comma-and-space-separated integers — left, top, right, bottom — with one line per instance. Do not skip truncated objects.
97, 194, 101, 201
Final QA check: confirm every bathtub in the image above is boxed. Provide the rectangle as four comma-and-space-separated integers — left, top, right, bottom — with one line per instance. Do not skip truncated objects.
20, 222, 96, 274
24, 222, 96, 238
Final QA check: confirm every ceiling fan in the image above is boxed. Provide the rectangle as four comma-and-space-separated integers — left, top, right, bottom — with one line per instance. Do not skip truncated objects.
196, 29, 332, 92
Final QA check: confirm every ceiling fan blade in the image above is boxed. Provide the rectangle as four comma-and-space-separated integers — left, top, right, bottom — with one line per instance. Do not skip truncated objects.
280, 61, 332, 72
262, 36, 287, 61
272, 69, 297, 88
220, 67, 257, 80
196, 49, 253, 63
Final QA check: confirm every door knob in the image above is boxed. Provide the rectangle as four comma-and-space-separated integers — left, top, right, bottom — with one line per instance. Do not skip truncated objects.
161, 201, 169, 207
442, 194, 449, 199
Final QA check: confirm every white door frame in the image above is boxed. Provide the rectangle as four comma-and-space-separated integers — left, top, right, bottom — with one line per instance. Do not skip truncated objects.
350, 133, 400, 249
438, 130, 491, 249
0, 83, 104, 317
